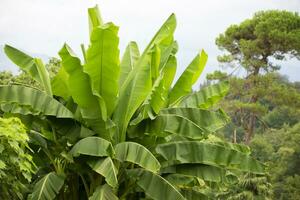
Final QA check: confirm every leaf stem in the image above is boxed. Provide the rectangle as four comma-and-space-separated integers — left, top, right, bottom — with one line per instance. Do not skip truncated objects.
79, 173, 90, 198
81, 44, 87, 64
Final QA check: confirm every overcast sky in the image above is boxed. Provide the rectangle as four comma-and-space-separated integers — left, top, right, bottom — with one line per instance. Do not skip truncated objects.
0, 0, 299, 85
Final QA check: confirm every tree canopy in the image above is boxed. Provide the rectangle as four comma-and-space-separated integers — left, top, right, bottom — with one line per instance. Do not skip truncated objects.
215, 10, 300, 144
216, 10, 300, 73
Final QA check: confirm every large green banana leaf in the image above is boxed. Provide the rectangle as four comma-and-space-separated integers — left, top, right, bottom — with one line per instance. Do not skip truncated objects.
0, 85, 73, 118
112, 49, 152, 143
169, 50, 208, 105
161, 164, 229, 183
84, 23, 120, 116
113, 13, 176, 143
4, 45, 41, 84
178, 81, 229, 109
163, 174, 201, 188
203, 135, 251, 155
150, 55, 177, 114
28, 172, 65, 200
59, 44, 106, 120
66, 123, 96, 141
147, 108, 229, 139
51, 67, 70, 100
88, 5, 104, 34
129, 42, 177, 125
181, 189, 209, 200
119, 41, 140, 86
4, 45, 53, 95
115, 142, 160, 173
144, 13, 176, 52
127, 168, 185, 200
70, 137, 114, 157
150, 44, 161, 81
156, 141, 264, 174
130, 55, 177, 125
28, 130, 48, 149
89, 184, 118, 200
51, 119, 104, 144
159, 41, 178, 71
163, 174, 212, 199
34, 58, 52, 95
84, 118, 116, 141
88, 157, 118, 188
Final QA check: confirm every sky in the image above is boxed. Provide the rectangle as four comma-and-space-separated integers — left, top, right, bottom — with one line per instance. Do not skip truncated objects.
0, 0, 299, 85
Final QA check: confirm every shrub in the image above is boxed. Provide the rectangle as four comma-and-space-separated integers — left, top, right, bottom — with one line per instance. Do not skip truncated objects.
0, 117, 35, 199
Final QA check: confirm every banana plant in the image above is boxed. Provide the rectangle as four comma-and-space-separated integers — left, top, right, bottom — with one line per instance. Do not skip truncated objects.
2, 5, 265, 200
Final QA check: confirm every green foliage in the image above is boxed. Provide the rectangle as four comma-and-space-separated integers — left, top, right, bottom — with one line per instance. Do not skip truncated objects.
119, 42, 140, 87
215, 10, 300, 145
178, 81, 229, 109
206, 70, 228, 81
28, 172, 65, 200
0, 117, 35, 199
208, 71, 300, 199
0, 70, 40, 88
1, 5, 264, 200
217, 173, 272, 200
263, 106, 300, 128
89, 184, 118, 200
169, 50, 207, 105
85, 21, 120, 117
209, 10, 300, 199
216, 10, 300, 72
251, 123, 300, 199
211, 72, 300, 143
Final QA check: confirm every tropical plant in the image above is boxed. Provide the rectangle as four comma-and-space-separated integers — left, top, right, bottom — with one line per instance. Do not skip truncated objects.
2, 5, 264, 200
0, 117, 35, 199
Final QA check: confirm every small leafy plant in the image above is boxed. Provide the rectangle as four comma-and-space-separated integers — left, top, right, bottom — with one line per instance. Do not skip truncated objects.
0, 117, 35, 199
2, 5, 264, 200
